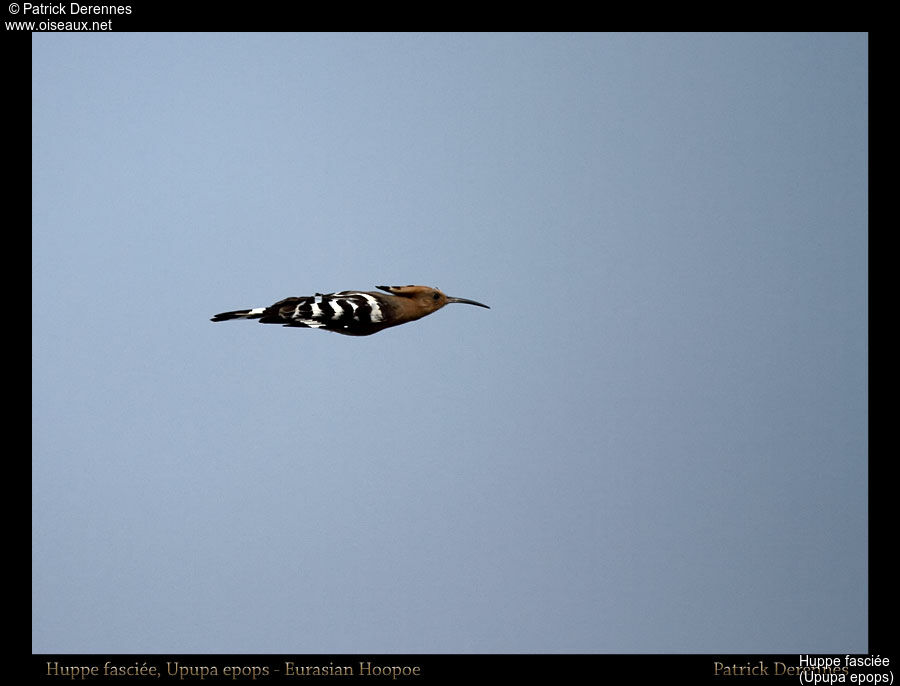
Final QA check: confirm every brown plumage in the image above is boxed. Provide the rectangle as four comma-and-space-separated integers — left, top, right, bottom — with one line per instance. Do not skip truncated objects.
211, 284, 489, 336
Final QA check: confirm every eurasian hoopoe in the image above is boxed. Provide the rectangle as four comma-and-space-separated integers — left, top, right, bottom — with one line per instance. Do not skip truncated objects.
211, 285, 490, 336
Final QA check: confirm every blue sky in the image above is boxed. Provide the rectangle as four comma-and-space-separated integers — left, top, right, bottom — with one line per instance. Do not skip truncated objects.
32, 32, 868, 653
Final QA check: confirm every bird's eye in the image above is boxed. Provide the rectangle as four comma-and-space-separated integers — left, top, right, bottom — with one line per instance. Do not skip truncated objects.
433, 293, 441, 300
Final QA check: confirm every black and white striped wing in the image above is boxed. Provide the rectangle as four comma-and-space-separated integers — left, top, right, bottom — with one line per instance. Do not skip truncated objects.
260, 291, 387, 336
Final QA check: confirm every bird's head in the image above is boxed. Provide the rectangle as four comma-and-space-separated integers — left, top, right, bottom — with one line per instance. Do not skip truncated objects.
377, 285, 490, 317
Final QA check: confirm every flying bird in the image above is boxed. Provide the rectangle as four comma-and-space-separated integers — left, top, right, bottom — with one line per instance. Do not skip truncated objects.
211, 284, 490, 336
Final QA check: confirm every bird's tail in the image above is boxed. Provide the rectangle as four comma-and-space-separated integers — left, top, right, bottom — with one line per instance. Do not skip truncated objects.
210, 307, 266, 322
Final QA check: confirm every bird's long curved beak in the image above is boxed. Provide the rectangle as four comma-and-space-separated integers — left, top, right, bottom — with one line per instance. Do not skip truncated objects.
446, 296, 490, 309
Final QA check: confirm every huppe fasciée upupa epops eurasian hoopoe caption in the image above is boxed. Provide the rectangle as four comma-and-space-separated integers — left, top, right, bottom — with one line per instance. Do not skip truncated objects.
211, 285, 490, 336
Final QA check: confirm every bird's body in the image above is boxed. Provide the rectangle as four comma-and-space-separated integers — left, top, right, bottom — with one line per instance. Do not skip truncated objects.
211, 285, 489, 336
